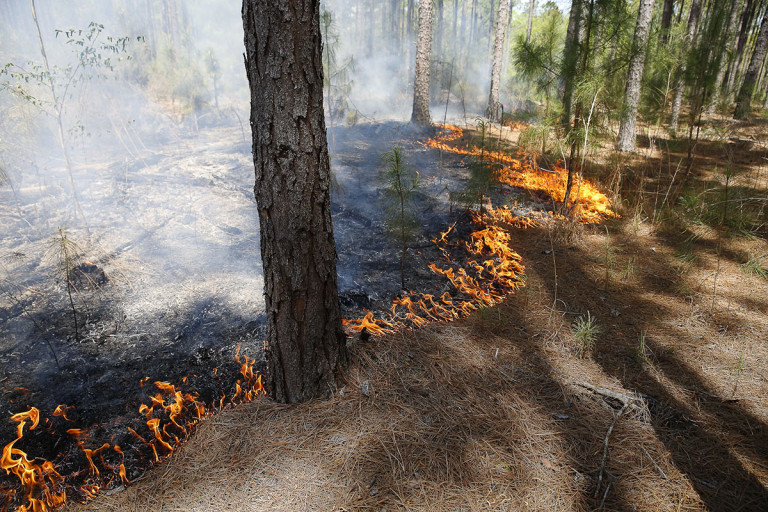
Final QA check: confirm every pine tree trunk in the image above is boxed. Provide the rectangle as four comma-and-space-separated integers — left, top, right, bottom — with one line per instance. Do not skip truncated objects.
660, 0, 675, 43
242, 0, 348, 403
670, 0, 702, 133
561, 0, 584, 128
437, 0, 444, 72
617, 0, 656, 152
489, 0, 495, 52
487, 0, 509, 122
526, 0, 535, 43
734, 3, 768, 118
728, 0, 760, 95
708, 0, 744, 113
412, 0, 433, 125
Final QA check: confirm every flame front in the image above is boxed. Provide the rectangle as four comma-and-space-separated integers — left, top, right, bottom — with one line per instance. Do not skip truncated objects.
422, 124, 617, 224
343, 123, 617, 337
1, 408, 66, 512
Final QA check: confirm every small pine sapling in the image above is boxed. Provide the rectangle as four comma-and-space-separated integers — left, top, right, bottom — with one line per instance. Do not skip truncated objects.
380, 146, 420, 291
47, 227, 85, 341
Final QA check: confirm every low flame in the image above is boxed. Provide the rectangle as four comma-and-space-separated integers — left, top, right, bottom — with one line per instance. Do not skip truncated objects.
2, 352, 266, 510
1, 408, 66, 512
343, 123, 616, 338
422, 124, 617, 224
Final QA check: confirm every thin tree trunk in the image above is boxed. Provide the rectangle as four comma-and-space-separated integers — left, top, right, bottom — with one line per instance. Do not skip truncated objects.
735, 3, 768, 118
670, 0, 703, 133
30, 0, 89, 232
727, 0, 757, 94
617, 0, 656, 152
708, 0, 744, 113
487, 0, 509, 122
660, 0, 675, 43
368, 0, 375, 56
489, 0, 495, 53
242, 0, 348, 403
561, 0, 584, 128
526, 0, 536, 43
412, 0, 433, 125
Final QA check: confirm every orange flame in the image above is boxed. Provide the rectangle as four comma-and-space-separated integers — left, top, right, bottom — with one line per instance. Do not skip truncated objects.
52, 405, 75, 423
422, 124, 617, 224
1, 408, 66, 512
343, 123, 617, 338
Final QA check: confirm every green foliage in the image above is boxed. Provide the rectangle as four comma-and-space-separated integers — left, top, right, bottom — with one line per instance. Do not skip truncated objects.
380, 146, 420, 290
740, 255, 768, 280
512, 2, 564, 116
454, 118, 501, 213
572, 311, 601, 356
321, 9, 355, 122
0, 22, 136, 114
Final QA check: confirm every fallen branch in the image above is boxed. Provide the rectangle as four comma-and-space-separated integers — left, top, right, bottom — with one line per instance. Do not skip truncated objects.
594, 401, 628, 499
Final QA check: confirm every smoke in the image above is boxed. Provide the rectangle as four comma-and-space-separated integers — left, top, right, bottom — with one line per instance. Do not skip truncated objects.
320, 0, 510, 125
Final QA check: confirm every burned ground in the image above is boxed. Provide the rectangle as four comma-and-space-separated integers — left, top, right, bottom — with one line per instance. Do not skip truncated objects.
3, 116, 768, 511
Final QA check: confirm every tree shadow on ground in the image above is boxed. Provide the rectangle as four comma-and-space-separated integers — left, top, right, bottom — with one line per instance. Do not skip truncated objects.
505, 222, 768, 511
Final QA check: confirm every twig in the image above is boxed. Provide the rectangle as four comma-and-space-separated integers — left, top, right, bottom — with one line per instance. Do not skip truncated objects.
598, 479, 613, 510
594, 401, 628, 499
641, 445, 667, 480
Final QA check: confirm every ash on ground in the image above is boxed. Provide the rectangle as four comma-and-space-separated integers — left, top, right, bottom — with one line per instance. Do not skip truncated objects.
0, 119, 532, 492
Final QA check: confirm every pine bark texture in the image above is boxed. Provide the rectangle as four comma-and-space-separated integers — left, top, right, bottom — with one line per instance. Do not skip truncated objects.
487, 0, 509, 122
617, 0, 656, 152
708, 0, 744, 112
660, 0, 674, 43
526, 0, 535, 43
561, 0, 584, 128
670, 0, 702, 132
735, 3, 768, 119
411, 0, 433, 125
242, 0, 348, 403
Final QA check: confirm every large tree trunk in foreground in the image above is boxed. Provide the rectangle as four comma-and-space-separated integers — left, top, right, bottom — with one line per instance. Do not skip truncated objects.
487, 0, 509, 122
734, 2, 768, 119
242, 0, 348, 403
617, 0, 656, 152
411, 0, 433, 126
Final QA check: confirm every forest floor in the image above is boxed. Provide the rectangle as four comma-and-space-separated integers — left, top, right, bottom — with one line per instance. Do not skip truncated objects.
53, 115, 768, 512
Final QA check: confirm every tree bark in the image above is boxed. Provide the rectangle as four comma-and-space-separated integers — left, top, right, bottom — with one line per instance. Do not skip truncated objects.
487, 0, 509, 122
617, 0, 656, 152
670, 0, 702, 133
660, 0, 675, 44
242, 0, 348, 403
734, 2, 768, 118
728, 0, 760, 94
708, 0, 744, 112
526, 0, 536, 43
411, 0, 433, 125
561, 0, 585, 128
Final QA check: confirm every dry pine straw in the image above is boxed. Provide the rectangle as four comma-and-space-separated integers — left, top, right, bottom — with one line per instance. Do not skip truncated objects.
64, 314, 698, 511
63, 180, 768, 511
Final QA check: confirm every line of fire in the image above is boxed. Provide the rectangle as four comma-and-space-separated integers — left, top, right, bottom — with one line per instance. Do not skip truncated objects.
1, 124, 616, 512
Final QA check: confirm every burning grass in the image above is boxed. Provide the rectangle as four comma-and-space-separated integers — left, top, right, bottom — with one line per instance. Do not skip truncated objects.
343, 124, 617, 338
1, 121, 620, 512
0, 352, 264, 512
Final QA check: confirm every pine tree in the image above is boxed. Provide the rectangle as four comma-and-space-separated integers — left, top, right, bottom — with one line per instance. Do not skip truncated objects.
487, 0, 509, 122
617, 0, 656, 152
670, 0, 703, 133
734, 2, 768, 119
242, 0, 348, 403
412, 0, 433, 126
